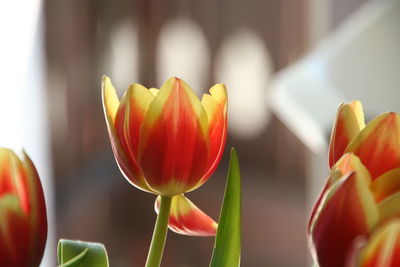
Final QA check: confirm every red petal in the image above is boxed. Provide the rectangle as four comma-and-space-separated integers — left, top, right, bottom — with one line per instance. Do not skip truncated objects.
155, 195, 217, 236
0, 149, 30, 216
0, 151, 18, 197
357, 218, 400, 267
346, 112, 400, 180
0, 195, 31, 267
21, 152, 47, 266
309, 172, 379, 267
102, 76, 153, 192
124, 84, 155, 157
191, 84, 228, 190
329, 101, 365, 167
308, 153, 370, 232
138, 78, 209, 195
344, 237, 368, 267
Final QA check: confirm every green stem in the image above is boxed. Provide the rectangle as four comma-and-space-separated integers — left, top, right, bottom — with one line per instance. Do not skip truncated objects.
145, 195, 172, 267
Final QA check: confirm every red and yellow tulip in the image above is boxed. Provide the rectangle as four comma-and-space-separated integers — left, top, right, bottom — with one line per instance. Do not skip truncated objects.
309, 101, 400, 267
0, 148, 47, 267
102, 76, 227, 236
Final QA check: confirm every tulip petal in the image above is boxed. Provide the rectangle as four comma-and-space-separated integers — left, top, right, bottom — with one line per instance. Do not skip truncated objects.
0, 149, 31, 215
155, 194, 217, 236
345, 112, 400, 180
114, 84, 155, 192
308, 153, 370, 232
345, 236, 368, 267
0, 150, 19, 197
149, 88, 159, 96
102, 76, 153, 192
21, 151, 47, 266
377, 192, 400, 222
357, 218, 400, 267
0, 195, 30, 267
371, 168, 400, 203
329, 153, 371, 186
329, 101, 365, 167
139, 77, 210, 195
193, 84, 228, 189
117, 83, 155, 157
309, 172, 379, 267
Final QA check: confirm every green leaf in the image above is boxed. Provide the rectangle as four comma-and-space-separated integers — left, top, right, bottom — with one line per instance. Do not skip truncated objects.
210, 148, 241, 267
57, 239, 109, 267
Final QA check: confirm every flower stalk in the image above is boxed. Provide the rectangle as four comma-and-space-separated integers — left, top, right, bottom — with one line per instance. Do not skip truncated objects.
145, 195, 172, 267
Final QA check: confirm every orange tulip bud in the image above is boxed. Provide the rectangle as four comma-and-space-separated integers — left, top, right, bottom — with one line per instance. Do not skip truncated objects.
0, 148, 47, 267
310, 101, 400, 267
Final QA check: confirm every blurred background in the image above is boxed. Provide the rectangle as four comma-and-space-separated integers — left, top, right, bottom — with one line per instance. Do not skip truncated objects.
1, 0, 400, 266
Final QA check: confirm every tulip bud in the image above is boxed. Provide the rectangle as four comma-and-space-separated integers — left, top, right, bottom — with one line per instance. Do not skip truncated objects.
310, 101, 400, 267
0, 148, 47, 267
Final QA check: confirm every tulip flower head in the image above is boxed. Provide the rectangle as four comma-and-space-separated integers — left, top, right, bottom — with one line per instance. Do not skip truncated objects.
102, 76, 227, 236
309, 101, 400, 267
0, 148, 47, 267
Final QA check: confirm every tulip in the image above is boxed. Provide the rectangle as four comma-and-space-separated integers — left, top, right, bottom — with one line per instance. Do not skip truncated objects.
102, 76, 227, 196
0, 148, 47, 267
309, 101, 400, 267
102, 76, 227, 266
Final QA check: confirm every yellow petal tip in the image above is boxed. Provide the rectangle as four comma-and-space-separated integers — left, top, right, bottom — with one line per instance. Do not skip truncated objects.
101, 75, 120, 123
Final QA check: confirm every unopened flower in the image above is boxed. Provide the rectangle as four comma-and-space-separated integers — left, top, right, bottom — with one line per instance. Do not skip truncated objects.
0, 148, 47, 267
309, 101, 400, 267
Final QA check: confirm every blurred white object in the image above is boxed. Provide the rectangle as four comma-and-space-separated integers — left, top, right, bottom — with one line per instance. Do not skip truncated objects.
156, 17, 210, 93
216, 29, 273, 139
0, 1, 55, 266
109, 20, 139, 93
270, 0, 400, 201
